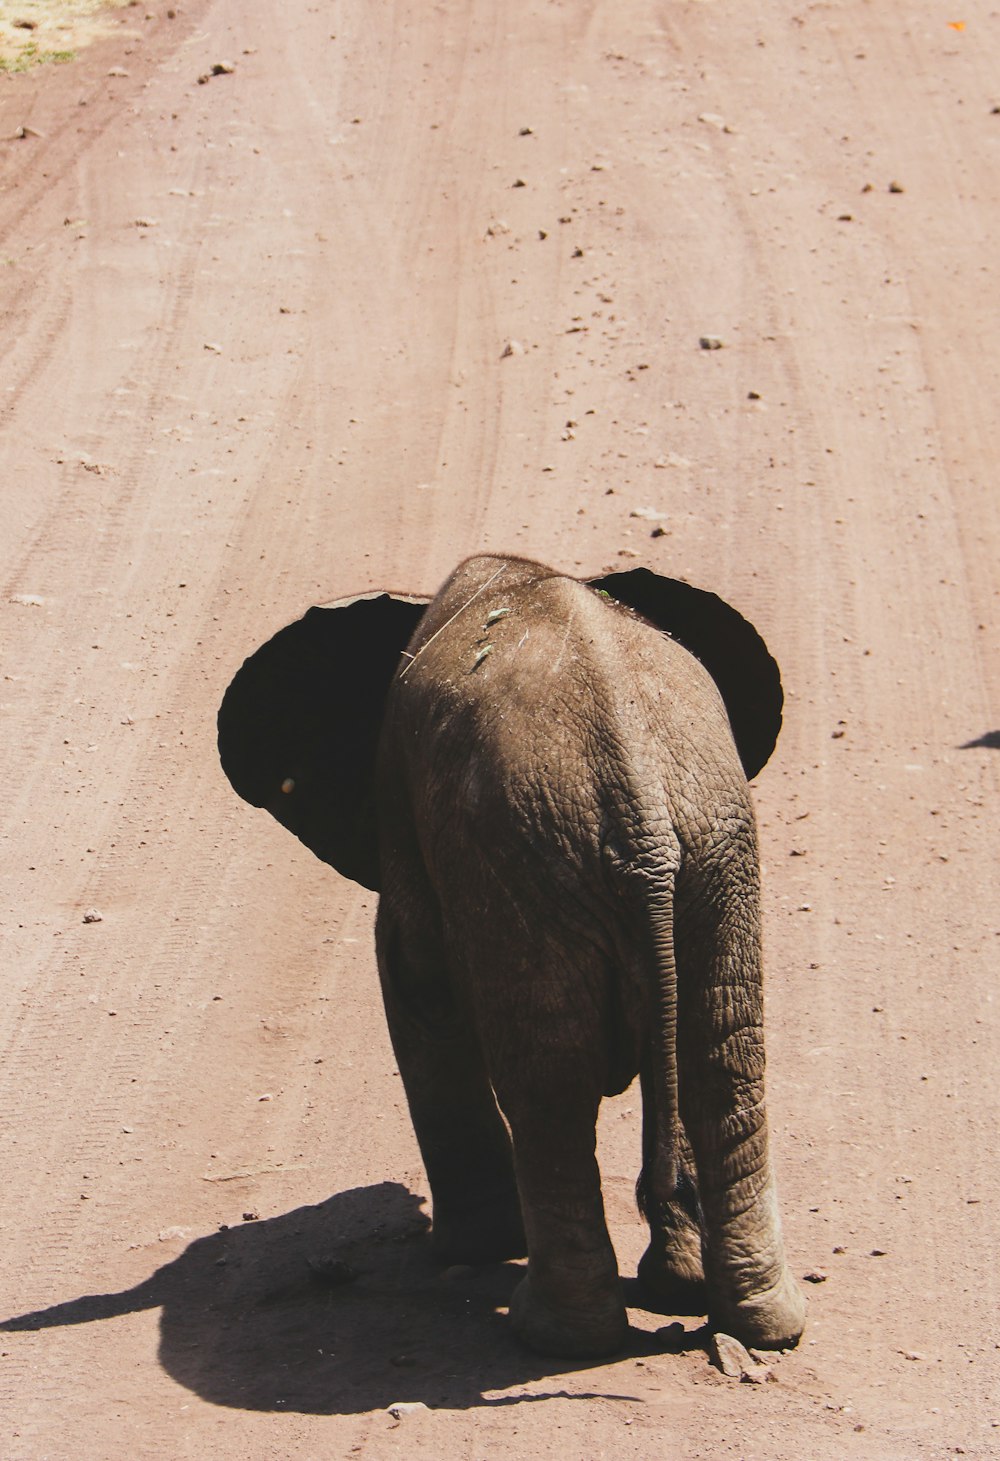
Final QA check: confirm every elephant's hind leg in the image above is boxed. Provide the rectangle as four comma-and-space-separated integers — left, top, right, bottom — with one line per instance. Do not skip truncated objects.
376, 894, 526, 1266
494, 1063, 627, 1358
676, 844, 806, 1349
635, 1121, 708, 1315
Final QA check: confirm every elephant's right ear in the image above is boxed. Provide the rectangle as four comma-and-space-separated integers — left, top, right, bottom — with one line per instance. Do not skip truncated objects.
589, 567, 783, 779
217, 591, 428, 891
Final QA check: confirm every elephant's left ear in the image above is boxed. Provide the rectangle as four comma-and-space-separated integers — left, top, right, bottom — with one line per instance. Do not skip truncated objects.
589, 567, 783, 779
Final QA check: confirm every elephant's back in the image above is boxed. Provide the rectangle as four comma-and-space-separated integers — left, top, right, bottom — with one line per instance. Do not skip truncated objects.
387, 557, 744, 872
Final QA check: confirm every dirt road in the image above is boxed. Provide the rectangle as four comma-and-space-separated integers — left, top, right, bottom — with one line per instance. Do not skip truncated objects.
1, 3, 997, 1456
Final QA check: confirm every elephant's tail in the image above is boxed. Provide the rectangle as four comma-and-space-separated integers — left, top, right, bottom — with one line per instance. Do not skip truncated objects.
635, 889, 680, 1223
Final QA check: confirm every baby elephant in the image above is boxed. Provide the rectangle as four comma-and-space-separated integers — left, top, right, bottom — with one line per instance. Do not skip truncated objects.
218, 554, 805, 1357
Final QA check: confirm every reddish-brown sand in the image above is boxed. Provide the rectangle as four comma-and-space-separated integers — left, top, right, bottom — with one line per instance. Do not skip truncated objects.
1, 4, 997, 1456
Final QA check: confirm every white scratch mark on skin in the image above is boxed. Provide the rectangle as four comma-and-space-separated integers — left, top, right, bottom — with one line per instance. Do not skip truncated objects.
549, 603, 576, 675
399, 565, 506, 680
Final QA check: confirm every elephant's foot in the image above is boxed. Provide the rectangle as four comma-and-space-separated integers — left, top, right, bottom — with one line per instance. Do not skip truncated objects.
635, 1150, 707, 1315
509, 1271, 628, 1358
710, 1266, 806, 1350
636, 1240, 707, 1317
431, 1193, 527, 1266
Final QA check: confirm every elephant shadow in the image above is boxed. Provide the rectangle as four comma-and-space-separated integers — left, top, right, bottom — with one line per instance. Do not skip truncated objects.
0, 1181, 701, 1413
960, 729, 1000, 750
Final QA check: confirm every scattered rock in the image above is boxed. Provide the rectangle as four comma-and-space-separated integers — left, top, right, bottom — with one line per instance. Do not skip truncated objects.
803, 1269, 828, 1283
629, 506, 669, 522
500, 339, 524, 358
387, 1401, 429, 1418
13, 18, 38, 30
82, 908, 103, 924
699, 335, 724, 350
888, 179, 905, 194
107, 67, 129, 79
198, 61, 236, 84
307, 1255, 358, 1286
10, 593, 45, 606
711, 1332, 771, 1383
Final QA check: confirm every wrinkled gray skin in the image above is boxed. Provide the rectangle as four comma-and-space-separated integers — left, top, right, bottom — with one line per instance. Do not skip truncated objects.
218, 555, 805, 1358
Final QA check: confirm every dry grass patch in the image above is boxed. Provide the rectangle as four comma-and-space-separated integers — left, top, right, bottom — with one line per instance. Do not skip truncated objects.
0, 0, 133, 70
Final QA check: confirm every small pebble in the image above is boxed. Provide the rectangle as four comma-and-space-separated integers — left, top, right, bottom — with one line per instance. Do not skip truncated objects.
307, 1256, 358, 1286
711, 1331, 770, 1382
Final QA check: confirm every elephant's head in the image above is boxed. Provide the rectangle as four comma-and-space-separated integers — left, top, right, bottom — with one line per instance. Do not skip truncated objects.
217, 564, 783, 892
